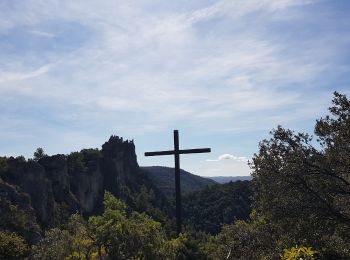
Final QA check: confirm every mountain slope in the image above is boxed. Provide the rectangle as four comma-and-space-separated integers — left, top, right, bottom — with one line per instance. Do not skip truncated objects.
141, 166, 216, 199
183, 180, 252, 234
207, 176, 252, 184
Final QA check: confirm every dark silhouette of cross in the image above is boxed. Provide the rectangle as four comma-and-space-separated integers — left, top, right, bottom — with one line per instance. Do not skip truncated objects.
145, 130, 211, 235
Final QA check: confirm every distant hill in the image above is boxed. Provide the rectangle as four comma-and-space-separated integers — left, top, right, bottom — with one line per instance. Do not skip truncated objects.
141, 166, 216, 199
207, 176, 252, 184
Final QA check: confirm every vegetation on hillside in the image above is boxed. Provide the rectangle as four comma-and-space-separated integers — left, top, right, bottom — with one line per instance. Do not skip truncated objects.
31, 192, 189, 259
141, 166, 216, 199
183, 181, 251, 234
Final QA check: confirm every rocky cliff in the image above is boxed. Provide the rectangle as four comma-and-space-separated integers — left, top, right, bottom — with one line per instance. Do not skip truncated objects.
0, 135, 167, 244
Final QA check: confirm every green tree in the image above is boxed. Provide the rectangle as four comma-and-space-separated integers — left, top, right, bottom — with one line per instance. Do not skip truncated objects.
32, 214, 97, 260
251, 92, 350, 258
0, 157, 8, 177
182, 181, 251, 234
208, 211, 281, 260
33, 147, 47, 161
0, 230, 29, 259
282, 246, 317, 260
32, 192, 186, 259
32, 228, 73, 260
89, 192, 168, 259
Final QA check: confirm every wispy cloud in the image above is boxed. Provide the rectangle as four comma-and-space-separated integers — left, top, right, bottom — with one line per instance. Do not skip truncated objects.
0, 0, 349, 176
29, 30, 55, 38
0, 64, 51, 83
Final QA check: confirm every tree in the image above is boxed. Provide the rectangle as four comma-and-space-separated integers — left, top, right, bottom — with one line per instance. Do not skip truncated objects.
89, 192, 168, 259
281, 246, 317, 260
0, 230, 29, 259
251, 92, 350, 258
182, 181, 251, 234
32, 193, 187, 259
31, 214, 97, 260
208, 211, 281, 260
0, 157, 8, 177
31, 228, 73, 260
33, 148, 47, 161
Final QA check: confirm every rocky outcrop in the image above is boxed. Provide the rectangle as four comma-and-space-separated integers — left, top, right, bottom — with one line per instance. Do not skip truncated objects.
68, 149, 104, 214
3, 158, 55, 228
40, 155, 79, 215
101, 136, 139, 199
0, 135, 154, 241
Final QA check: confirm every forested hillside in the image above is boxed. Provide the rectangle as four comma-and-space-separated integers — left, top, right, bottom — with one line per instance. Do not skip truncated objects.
183, 181, 251, 234
207, 176, 252, 184
142, 166, 216, 199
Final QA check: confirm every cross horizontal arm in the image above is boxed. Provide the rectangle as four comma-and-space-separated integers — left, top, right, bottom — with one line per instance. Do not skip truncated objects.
179, 148, 211, 154
144, 148, 211, 157
145, 150, 175, 156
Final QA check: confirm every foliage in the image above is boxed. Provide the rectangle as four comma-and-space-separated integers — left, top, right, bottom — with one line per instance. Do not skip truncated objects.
16, 155, 26, 162
183, 181, 251, 234
162, 233, 188, 259
161, 232, 212, 260
65, 213, 97, 260
67, 152, 88, 174
0, 196, 40, 240
89, 191, 169, 259
0, 157, 8, 177
208, 210, 281, 259
251, 92, 350, 258
32, 228, 74, 260
32, 213, 97, 260
0, 230, 29, 259
33, 192, 187, 259
281, 246, 317, 260
33, 147, 47, 161
67, 149, 101, 174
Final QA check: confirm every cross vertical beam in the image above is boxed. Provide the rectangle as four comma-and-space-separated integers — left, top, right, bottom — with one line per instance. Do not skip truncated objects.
173, 130, 181, 235
145, 130, 211, 235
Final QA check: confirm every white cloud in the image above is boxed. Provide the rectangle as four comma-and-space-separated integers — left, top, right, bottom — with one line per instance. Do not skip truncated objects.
219, 154, 235, 160
206, 154, 249, 162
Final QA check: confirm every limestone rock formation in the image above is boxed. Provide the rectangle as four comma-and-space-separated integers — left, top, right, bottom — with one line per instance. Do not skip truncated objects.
0, 135, 163, 244
3, 158, 55, 228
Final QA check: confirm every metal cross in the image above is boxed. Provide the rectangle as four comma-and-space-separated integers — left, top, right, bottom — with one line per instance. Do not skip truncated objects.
145, 130, 211, 235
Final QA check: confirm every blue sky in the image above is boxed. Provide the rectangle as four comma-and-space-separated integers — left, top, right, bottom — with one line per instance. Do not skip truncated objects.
0, 0, 349, 176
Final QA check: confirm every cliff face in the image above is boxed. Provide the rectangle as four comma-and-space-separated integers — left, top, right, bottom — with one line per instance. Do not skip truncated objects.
0, 179, 41, 244
3, 159, 55, 228
101, 137, 139, 199
69, 151, 104, 214
0, 135, 154, 243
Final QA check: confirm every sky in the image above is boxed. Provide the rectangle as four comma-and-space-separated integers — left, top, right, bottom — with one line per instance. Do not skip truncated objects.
0, 0, 350, 177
